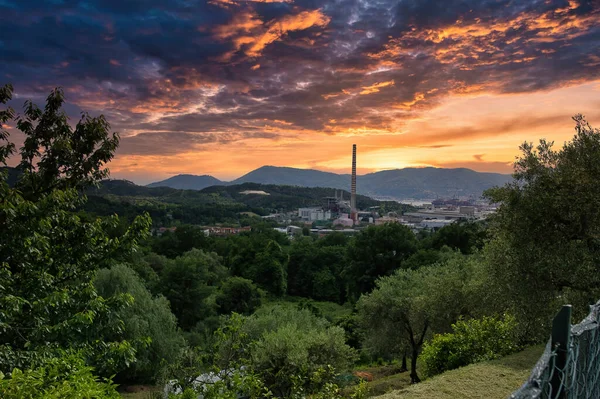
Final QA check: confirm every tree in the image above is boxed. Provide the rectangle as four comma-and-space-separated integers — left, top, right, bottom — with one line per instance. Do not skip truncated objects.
215, 277, 262, 315
357, 255, 475, 383
152, 225, 211, 258
428, 221, 487, 254
160, 249, 228, 331
243, 306, 357, 397
13, 87, 119, 201
484, 115, 600, 337
0, 85, 151, 375
247, 240, 287, 297
286, 238, 346, 302
94, 264, 186, 383
0, 351, 120, 399
345, 223, 417, 300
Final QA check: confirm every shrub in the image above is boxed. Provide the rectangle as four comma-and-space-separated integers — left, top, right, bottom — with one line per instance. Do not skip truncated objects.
0, 352, 119, 399
215, 277, 262, 315
95, 264, 186, 383
420, 314, 519, 377
245, 306, 357, 397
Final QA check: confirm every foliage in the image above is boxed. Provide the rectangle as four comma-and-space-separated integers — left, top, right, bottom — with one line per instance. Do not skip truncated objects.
85, 180, 386, 228
0, 352, 119, 399
160, 249, 228, 331
426, 221, 487, 254
11, 88, 119, 200
225, 233, 289, 297
286, 237, 347, 302
484, 115, 600, 338
357, 255, 476, 383
94, 264, 187, 383
420, 314, 519, 377
345, 223, 417, 300
163, 314, 272, 399
164, 312, 366, 399
402, 248, 451, 270
215, 277, 262, 315
0, 85, 151, 376
242, 306, 357, 397
151, 225, 211, 258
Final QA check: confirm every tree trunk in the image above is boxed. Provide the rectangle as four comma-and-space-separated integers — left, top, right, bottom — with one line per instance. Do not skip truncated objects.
410, 347, 421, 383
400, 352, 407, 372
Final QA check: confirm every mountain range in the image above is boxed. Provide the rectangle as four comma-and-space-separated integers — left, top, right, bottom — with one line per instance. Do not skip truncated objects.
148, 166, 513, 199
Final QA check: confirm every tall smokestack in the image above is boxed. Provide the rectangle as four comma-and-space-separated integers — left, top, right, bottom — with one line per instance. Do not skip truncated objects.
351, 144, 357, 222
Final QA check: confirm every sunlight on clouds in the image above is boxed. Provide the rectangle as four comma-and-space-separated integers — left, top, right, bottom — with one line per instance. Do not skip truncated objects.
112, 80, 600, 182
213, 9, 330, 59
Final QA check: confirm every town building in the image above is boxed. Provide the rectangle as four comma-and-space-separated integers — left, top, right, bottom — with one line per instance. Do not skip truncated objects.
202, 226, 252, 236
298, 207, 332, 221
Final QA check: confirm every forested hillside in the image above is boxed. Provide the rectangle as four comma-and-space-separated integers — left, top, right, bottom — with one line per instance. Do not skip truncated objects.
83, 179, 407, 226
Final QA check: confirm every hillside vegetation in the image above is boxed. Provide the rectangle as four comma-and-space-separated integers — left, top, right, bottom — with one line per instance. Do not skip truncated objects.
84, 179, 410, 226
374, 346, 542, 399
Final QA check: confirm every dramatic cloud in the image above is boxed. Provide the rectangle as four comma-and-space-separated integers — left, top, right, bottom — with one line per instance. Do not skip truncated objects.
1, 0, 599, 183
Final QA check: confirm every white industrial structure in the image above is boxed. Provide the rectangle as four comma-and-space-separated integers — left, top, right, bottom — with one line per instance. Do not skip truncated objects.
298, 207, 332, 221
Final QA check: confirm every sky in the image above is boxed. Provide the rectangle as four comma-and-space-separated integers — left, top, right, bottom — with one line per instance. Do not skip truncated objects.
1, 0, 599, 184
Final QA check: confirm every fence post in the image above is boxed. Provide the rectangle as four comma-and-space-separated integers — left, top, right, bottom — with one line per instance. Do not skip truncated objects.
550, 305, 572, 399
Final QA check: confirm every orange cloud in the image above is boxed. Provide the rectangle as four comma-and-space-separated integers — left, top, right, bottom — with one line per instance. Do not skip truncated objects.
213, 9, 330, 58
369, 3, 600, 70
359, 80, 395, 95
394, 93, 425, 109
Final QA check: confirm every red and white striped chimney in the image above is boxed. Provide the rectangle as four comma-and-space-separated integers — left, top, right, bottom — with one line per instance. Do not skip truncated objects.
351, 144, 357, 222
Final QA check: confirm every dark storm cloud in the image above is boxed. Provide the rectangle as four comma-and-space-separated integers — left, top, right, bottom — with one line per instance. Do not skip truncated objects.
119, 130, 280, 155
1, 0, 599, 156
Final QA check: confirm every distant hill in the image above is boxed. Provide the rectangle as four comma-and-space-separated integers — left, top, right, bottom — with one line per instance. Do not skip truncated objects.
151, 166, 512, 199
231, 166, 349, 189
147, 174, 223, 190
358, 168, 513, 199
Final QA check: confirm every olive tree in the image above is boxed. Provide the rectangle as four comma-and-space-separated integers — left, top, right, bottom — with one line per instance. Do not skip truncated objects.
484, 115, 600, 337
357, 255, 476, 383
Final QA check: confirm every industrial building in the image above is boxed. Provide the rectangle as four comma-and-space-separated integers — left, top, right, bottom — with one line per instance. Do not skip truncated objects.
298, 207, 332, 221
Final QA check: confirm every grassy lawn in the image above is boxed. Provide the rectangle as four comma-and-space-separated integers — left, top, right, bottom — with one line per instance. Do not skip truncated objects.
372, 346, 543, 399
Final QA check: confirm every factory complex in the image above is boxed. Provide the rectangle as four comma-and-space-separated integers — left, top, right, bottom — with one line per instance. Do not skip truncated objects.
266, 145, 495, 238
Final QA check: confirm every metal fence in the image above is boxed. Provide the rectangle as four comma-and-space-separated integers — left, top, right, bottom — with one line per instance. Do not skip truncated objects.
509, 300, 600, 399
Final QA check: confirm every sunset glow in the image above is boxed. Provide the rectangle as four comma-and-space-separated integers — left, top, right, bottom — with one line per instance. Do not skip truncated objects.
1, 0, 599, 184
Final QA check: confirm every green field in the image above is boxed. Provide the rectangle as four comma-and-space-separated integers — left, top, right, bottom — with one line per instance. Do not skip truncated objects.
372, 346, 543, 399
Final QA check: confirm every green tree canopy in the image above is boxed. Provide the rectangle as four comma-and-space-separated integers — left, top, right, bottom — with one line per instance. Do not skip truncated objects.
0, 85, 150, 375
215, 277, 262, 315
94, 264, 186, 383
345, 223, 417, 300
160, 249, 228, 331
484, 115, 600, 337
357, 254, 476, 383
243, 306, 357, 397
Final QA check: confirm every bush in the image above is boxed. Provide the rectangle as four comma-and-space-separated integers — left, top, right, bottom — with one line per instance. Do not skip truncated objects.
215, 277, 262, 315
95, 264, 186, 383
420, 314, 519, 377
0, 352, 119, 399
244, 306, 357, 397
